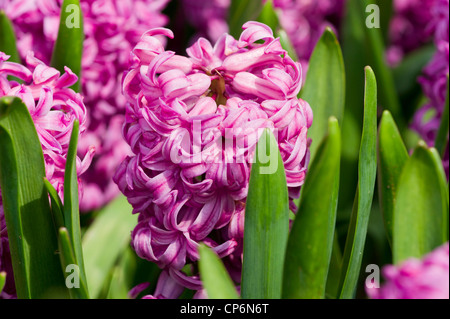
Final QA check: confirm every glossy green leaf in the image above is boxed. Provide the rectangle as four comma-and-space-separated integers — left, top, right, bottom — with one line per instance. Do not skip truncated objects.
82, 195, 137, 298
228, 0, 263, 38
282, 117, 341, 299
0, 11, 20, 63
58, 227, 89, 299
241, 129, 290, 299
393, 142, 448, 264
377, 111, 409, 246
198, 244, 240, 299
50, 0, 84, 92
63, 120, 89, 297
0, 271, 6, 294
338, 67, 377, 299
300, 28, 345, 160
44, 178, 65, 231
435, 76, 449, 158
0, 96, 68, 298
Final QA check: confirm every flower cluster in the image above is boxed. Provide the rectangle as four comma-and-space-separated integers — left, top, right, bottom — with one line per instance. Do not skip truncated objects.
0, 51, 92, 298
412, 0, 449, 178
367, 242, 449, 299
387, 0, 437, 66
0, 0, 171, 211
114, 22, 313, 297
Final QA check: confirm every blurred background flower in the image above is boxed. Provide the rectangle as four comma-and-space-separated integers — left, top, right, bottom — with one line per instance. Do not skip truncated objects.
367, 242, 449, 299
412, 0, 449, 178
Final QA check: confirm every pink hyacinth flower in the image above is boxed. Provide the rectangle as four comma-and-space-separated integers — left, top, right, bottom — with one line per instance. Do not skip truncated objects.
367, 242, 449, 299
0, 0, 170, 211
115, 22, 313, 298
0, 51, 93, 298
386, 0, 438, 66
412, 0, 449, 178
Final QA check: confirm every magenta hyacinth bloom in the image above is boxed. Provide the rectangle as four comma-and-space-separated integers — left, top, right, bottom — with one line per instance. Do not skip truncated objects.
0, 0, 171, 211
386, 0, 437, 66
115, 21, 312, 297
367, 242, 449, 299
412, 0, 449, 177
0, 51, 92, 298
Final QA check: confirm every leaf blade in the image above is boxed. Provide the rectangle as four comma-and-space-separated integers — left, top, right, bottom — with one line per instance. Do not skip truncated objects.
228, 0, 263, 38
282, 117, 341, 299
50, 0, 84, 92
82, 195, 137, 298
393, 142, 448, 264
0, 97, 68, 298
63, 120, 89, 298
300, 28, 346, 160
241, 129, 290, 299
58, 227, 89, 299
377, 111, 409, 246
338, 66, 378, 299
198, 244, 240, 299
0, 10, 20, 63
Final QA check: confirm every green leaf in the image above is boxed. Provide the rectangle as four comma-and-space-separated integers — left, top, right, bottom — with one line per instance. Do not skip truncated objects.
363, 0, 402, 124
0, 10, 20, 63
241, 129, 290, 299
393, 142, 448, 264
105, 247, 161, 299
375, 0, 393, 44
82, 195, 137, 298
0, 271, 6, 294
44, 178, 65, 231
50, 0, 84, 92
300, 28, 345, 160
0, 97, 68, 298
325, 235, 343, 299
282, 117, 341, 299
257, 0, 279, 32
198, 244, 240, 299
377, 111, 409, 246
276, 29, 298, 62
434, 76, 449, 158
338, 66, 378, 299
228, 0, 263, 38
63, 120, 89, 297
57, 227, 89, 299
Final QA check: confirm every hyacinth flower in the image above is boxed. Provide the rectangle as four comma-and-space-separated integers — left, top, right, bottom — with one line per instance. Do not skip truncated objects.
0, 51, 93, 298
0, 0, 171, 211
386, 0, 438, 66
114, 21, 313, 297
411, 0, 449, 178
367, 242, 449, 299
